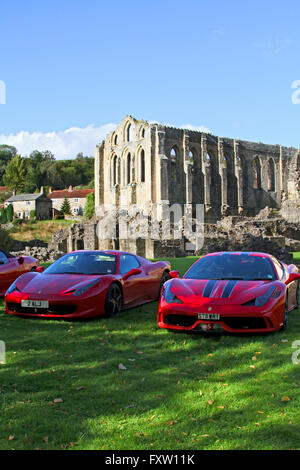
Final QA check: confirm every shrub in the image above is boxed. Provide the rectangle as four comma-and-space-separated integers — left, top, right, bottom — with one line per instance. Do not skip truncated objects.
0, 228, 13, 250
0, 207, 7, 224
6, 204, 13, 222
30, 210, 36, 220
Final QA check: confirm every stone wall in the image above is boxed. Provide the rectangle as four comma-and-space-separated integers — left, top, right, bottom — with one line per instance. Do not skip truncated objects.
95, 115, 299, 222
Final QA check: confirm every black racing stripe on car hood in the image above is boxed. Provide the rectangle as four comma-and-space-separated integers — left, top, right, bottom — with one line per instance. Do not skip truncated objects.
221, 280, 238, 298
202, 280, 218, 298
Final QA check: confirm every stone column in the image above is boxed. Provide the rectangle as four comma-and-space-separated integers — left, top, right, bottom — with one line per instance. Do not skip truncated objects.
94, 143, 104, 208
234, 139, 243, 212
201, 135, 211, 209
218, 138, 228, 213
183, 132, 192, 205
155, 129, 169, 220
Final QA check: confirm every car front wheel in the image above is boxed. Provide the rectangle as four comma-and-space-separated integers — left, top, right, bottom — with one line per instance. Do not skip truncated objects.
105, 283, 123, 318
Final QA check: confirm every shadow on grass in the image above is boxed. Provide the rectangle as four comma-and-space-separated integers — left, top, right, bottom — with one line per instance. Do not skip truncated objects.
0, 295, 300, 449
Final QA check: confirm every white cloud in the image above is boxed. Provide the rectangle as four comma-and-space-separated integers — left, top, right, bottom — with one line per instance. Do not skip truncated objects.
0, 123, 117, 159
0, 120, 212, 160
149, 120, 212, 134
180, 124, 212, 133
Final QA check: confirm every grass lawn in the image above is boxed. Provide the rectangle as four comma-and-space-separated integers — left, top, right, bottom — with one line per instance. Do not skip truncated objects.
0, 255, 300, 450
8, 219, 77, 244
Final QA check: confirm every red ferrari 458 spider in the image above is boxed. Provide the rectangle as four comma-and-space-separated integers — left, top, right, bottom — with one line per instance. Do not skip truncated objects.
5, 250, 171, 319
157, 252, 300, 334
0, 250, 40, 296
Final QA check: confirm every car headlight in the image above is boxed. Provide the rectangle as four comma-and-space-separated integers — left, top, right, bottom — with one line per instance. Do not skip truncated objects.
72, 279, 100, 297
254, 286, 276, 306
7, 281, 20, 294
163, 283, 183, 304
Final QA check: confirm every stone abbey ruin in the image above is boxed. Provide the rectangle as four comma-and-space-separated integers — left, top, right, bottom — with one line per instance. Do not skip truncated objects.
12, 115, 300, 262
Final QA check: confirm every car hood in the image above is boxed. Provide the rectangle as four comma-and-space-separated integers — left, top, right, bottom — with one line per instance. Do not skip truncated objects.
17, 273, 105, 295
168, 278, 277, 305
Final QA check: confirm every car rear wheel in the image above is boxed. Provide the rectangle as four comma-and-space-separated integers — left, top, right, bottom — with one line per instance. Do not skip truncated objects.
105, 283, 123, 318
281, 297, 289, 331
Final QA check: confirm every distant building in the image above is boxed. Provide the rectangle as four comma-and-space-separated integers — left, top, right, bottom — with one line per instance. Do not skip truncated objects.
5, 190, 52, 220
49, 186, 94, 216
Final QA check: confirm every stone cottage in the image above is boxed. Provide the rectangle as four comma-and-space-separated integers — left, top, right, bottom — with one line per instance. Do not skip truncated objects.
49, 186, 94, 216
5, 192, 52, 220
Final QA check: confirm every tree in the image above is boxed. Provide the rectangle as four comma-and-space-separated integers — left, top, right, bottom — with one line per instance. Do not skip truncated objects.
0, 145, 17, 184
6, 204, 13, 222
3, 155, 26, 193
84, 192, 95, 218
60, 197, 71, 215
0, 207, 7, 224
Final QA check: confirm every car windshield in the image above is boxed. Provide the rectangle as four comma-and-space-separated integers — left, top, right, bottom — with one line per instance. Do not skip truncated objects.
184, 254, 276, 281
44, 252, 117, 275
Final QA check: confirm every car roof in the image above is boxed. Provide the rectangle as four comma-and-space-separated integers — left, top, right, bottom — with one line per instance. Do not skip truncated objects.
204, 251, 273, 259
70, 249, 143, 257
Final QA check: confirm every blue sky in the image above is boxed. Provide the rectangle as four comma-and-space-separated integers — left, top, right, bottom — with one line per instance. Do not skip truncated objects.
0, 0, 299, 157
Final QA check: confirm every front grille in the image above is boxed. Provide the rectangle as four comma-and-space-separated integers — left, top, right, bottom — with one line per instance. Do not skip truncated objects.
164, 314, 197, 327
7, 303, 77, 316
221, 316, 267, 330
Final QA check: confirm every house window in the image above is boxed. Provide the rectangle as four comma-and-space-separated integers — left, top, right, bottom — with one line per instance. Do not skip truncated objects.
73, 208, 79, 214
25, 211, 30, 218
26, 201, 30, 206
17, 212, 22, 218
74, 198, 78, 203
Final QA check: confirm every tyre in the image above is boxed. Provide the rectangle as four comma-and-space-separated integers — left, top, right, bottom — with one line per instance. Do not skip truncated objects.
281, 296, 289, 331
104, 283, 123, 318
158, 271, 170, 299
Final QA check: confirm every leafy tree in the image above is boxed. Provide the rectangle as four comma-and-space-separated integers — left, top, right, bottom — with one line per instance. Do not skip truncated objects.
60, 197, 71, 215
0, 145, 17, 184
0, 207, 7, 224
6, 204, 13, 222
3, 155, 26, 193
84, 192, 95, 218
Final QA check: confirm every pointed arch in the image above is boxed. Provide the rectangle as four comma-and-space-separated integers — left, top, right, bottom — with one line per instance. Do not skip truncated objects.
268, 158, 275, 191
253, 156, 262, 189
127, 152, 131, 184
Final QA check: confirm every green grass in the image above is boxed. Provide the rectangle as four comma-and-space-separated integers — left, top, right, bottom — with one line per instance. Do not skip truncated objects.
0, 255, 300, 450
293, 252, 300, 265
9, 219, 76, 243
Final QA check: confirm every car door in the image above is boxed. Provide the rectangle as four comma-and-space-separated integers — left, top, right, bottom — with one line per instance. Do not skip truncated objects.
0, 251, 19, 294
119, 254, 146, 306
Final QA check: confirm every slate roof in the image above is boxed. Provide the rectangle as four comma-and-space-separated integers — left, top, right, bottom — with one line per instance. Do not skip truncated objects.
6, 193, 49, 202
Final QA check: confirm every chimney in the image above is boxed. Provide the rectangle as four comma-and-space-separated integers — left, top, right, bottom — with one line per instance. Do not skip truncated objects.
49, 186, 52, 194
69, 185, 73, 192
13, 190, 16, 196
40, 186, 44, 194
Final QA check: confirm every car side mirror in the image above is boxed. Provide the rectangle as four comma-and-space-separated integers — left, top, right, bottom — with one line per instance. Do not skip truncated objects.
18, 257, 24, 265
169, 270, 180, 278
36, 266, 45, 273
123, 268, 142, 280
285, 273, 300, 285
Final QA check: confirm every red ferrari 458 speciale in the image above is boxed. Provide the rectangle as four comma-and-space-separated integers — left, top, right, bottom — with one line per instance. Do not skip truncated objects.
5, 250, 171, 319
158, 252, 300, 334
0, 250, 40, 296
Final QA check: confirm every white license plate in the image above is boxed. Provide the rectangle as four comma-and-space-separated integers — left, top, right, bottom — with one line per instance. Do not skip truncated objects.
21, 300, 49, 309
198, 313, 220, 320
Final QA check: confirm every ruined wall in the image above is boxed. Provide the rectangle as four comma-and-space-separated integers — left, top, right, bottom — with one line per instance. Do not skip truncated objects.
95, 115, 299, 222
